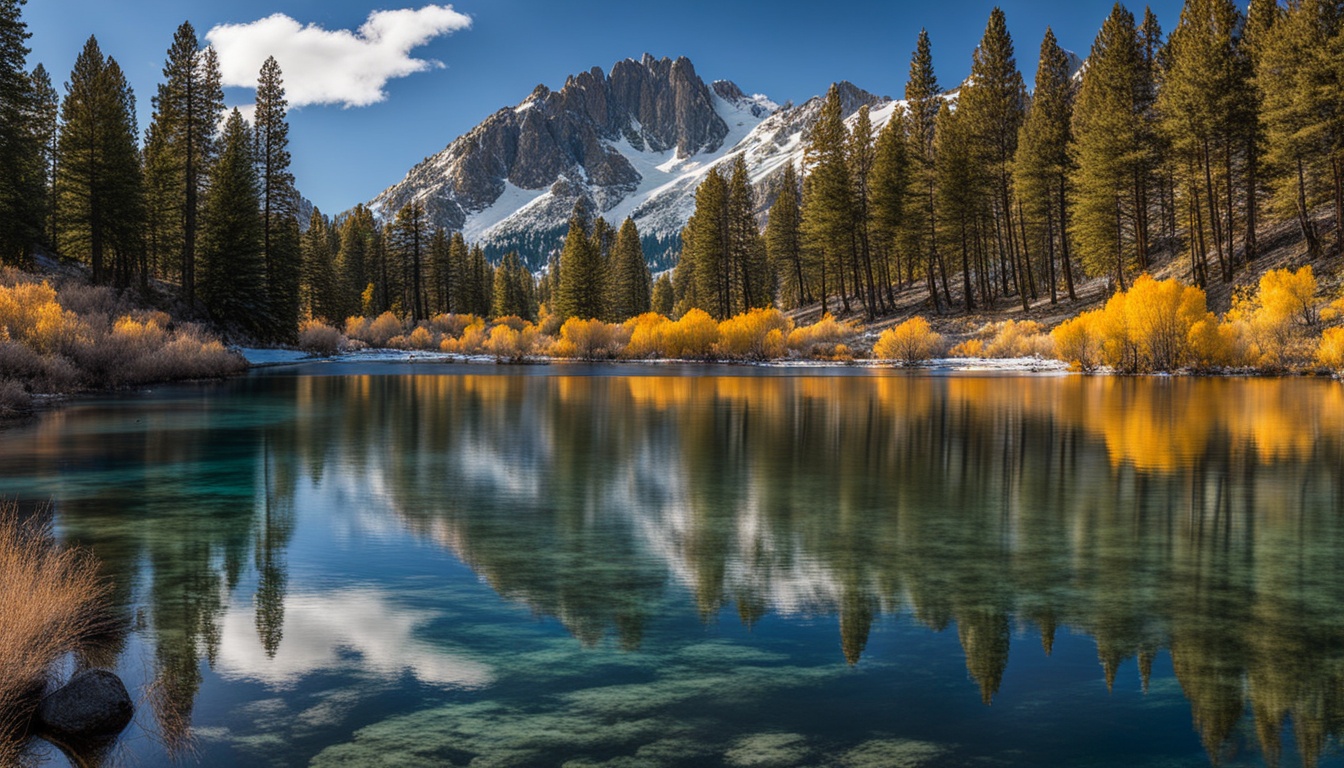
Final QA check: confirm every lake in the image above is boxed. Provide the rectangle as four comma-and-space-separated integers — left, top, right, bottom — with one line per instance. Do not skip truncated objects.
2, 363, 1343, 767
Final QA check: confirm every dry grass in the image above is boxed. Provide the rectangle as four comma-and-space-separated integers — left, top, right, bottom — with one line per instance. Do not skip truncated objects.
0, 503, 114, 760
298, 320, 347, 357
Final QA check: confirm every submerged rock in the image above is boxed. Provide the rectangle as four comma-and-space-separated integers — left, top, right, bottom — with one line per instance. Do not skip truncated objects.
36, 669, 133, 744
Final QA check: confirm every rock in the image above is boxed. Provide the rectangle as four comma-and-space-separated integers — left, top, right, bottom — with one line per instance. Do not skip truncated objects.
36, 669, 133, 744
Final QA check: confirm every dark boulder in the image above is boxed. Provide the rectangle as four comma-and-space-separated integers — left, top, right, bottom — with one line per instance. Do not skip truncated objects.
36, 669, 133, 744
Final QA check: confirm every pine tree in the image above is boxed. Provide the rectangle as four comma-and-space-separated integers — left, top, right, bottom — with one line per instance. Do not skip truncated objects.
1159, 0, 1253, 284
300, 208, 339, 323
554, 198, 604, 320
336, 204, 374, 318
147, 23, 224, 303
387, 200, 429, 321
427, 226, 451, 314
1015, 28, 1078, 303
960, 7, 1029, 309
30, 62, 56, 253
766, 162, 806, 309
607, 217, 651, 321
848, 105, 882, 316
1070, 5, 1147, 291
199, 109, 266, 333
469, 244, 493, 317
254, 56, 301, 338
57, 38, 144, 287
444, 231, 471, 314
491, 250, 536, 320
0, 0, 42, 264
869, 109, 909, 306
1260, 0, 1342, 258
726, 154, 770, 312
1242, 0, 1279, 264
934, 99, 977, 313
680, 168, 730, 318
904, 30, 948, 312
651, 272, 674, 315
801, 84, 853, 315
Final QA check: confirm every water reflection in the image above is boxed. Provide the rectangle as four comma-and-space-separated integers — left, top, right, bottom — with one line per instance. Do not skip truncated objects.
2, 372, 1344, 765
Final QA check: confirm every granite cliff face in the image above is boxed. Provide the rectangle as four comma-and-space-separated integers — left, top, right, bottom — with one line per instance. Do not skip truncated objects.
369, 55, 890, 269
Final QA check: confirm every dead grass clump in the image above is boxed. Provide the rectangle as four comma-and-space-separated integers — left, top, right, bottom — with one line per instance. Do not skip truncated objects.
0, 504, 114, 751
788, 315, 858, 357
0, 380, 30, 417
298, 320, 347, 356
951, 320, 1054, 359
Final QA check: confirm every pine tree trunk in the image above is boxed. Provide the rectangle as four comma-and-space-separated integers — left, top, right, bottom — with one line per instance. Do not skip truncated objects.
1017, 198, 1036, 302
1058, 178, 1076, 302
1046, 204, 1057, 305
1202, 140, 1228, 282
1334, 157, 1344, 258
1297, 157, 1320, 257
1224, 141, 1236, 272
1245, 134, 1258, 262
960, 215, 973, 313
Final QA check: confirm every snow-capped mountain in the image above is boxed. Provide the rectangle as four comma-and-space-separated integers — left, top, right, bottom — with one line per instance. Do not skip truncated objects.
367, 55, 888, 270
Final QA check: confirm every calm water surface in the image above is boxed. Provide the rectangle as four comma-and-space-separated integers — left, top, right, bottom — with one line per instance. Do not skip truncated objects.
2, 363, 1344, 767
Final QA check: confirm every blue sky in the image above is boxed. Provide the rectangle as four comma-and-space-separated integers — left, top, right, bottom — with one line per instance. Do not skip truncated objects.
24, 0, 1187, 216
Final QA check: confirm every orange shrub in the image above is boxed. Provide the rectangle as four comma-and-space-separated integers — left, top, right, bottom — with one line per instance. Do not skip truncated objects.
549, 318, 629, 360
1316, 327, 1344, 370
715, 308, 792, 360
484, 323, 540, 361
1051, 310, 1105, 372
662, 308, 719, 359
787, 315, 857, 356
873, 317, 942, 363
1120, 274, 1209, 372
623, 313, 671, 359
953, 320, 1053, 359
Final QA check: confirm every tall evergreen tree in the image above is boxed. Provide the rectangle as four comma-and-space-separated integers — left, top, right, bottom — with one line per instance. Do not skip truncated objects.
1260, 0, 1342, 258
199, 109, 266, 332
766, 162, 806, 309
934, 99, 977, 312
555, 198, 604, 320
300, 208, 339, 323
870, 109, 910, 305
146, 24, 224, 303
336, 204, 374, 318
726, 154, 770, 313
30, 62, 56, 253
491, 250, 536, 320
1241, 0, 1280, 263
427, 226, 452, 315
801, 84, 854, 315
57, 38, 143, 286
387, 199, 429, 321
681, 168, 730, 318
1015, 27, 1078, 303
0, 0, 43, 264
904, 30, 948, 312
1070, 5, 1147, 291
651, 272, 674, 316
848, 105, 882, 316
1159, 0, 1253, 284
608, 217, 651, 321
960, 7, 1029, 310
254, 56, 301, 338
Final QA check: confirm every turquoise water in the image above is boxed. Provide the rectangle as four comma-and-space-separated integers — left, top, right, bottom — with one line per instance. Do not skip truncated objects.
3, 364, 1344, 767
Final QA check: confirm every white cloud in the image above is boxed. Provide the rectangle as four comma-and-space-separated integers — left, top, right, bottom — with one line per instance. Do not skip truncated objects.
205, 5, 472, 109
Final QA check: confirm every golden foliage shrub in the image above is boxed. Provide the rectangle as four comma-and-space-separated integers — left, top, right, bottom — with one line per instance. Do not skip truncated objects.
952, 320, 1054, 359
715, 308, 792, 360
1119, 274, 1209, 372
1051, 311, 1105, 372
623, 313, 671, 359
550, 318, 629, 360
787, 315, 857, 356
484, 323, 540, 361
1316, 327, 1344, 370
492, 315, 528, 332
298, 320, 346, 356
0, 504, 113, 748
661, 308, 719, 359
873, 317, 943, 362
1226, 267, 1321, 368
